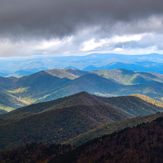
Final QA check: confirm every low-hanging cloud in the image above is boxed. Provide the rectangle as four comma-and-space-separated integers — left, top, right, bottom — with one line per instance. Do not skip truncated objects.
0, 0, 163, 39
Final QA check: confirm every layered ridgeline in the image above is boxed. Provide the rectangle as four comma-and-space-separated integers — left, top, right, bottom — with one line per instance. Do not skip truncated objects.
84, 61, 163, 73
1, 54, 163, 76
1, 98, 163, 162
0, 68, 163, 113
0, 92, 162, 150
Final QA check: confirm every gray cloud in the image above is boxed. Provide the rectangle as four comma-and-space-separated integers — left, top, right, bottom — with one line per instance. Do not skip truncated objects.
0, 0, 163, 39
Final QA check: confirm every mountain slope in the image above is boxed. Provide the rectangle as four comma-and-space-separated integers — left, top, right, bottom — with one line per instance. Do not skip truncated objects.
0, 92, 128, 150
93, 69, 163, 85
0, 110, 7, 114
46, 69, 88, 80
0, 71, 70, 109
93, 69, 163, 100
17, 71, 70, 98
0, 92, 162, 150
1, 112, 163, 163
59, 114, 163, 163
0, 91, 25, 110
28, 70, 163, 102
42, 74, 123, 101
102, 95, 162, 117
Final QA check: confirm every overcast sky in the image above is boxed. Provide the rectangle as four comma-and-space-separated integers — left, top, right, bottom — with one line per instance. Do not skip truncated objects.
0, 0, 163, 57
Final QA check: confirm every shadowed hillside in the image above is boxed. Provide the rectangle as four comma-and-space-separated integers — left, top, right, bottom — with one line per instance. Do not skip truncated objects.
60, 114, 163, 163
0, 92, 162, 151
1, 113, 163, 163
0, 110, 7, 114
41, 74, 123, 101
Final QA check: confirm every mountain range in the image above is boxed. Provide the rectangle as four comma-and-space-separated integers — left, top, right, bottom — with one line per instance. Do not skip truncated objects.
0, 62, 163, 161
0, 68, 163, 113
83, 60, 163, 74
0, 53, 163, 76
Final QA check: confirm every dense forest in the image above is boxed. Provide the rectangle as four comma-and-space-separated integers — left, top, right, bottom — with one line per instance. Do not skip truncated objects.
1, 116, 163, 163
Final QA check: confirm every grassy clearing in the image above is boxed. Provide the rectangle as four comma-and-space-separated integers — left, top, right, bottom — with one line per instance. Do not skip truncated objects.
7, 87, 28, 94
131, 94, 163, 108
0, 104, 15, 112
16, 97, 37, 105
